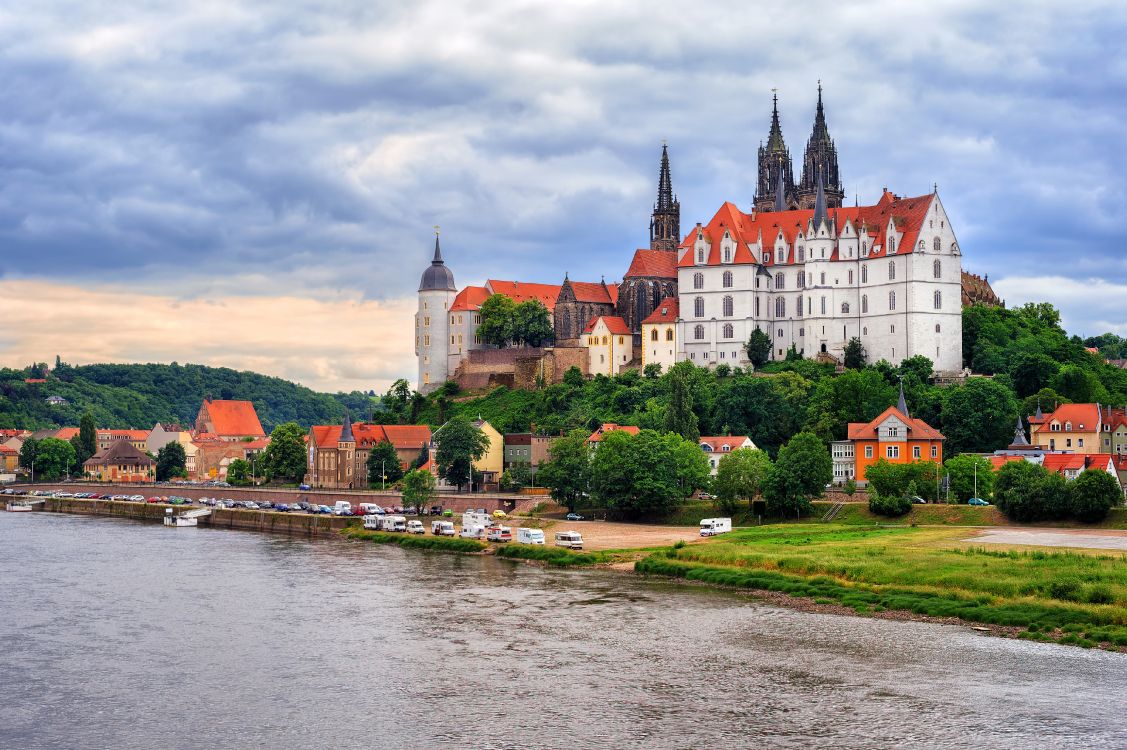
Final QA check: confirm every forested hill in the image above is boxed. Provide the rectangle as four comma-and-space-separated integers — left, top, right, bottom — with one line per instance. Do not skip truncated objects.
0, 362, 377, 431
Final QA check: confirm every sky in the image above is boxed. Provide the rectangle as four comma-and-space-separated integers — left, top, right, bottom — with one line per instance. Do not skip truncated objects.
1, 0, 1125, 393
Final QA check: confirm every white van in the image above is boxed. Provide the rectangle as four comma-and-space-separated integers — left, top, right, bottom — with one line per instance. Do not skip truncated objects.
362, 515, 382, 530
460, 524, 486, 540
406, 520, 425, 534
699, 517, 732, 536
431, 520, 456, 536
554, 531, 584, 550
517, 527, 545, 545
381, 515, 407, 532
333, 501, 352, 516
462, 511, 493, 530
357, 503, 383, 515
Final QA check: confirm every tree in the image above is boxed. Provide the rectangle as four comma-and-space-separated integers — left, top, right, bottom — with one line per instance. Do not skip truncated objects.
746, 328, 771, 368
537, 429, 591, 511
1053, 365, 1109, 404
1009, 352, 1059, 398
260, 422, 308, 482
477, 294, 517, 346
435, 417, 489, 492
155, 441, 188, 481
35, 438, 77, 480
762, 432, 831, 518
943, 454, 995, 502
76, 412, 97, 464
664, 362, 700, 441
864, 459, 905, 499
899, 355, 934, 384
940, 378, 1019, 455
513, 300, 554, 347
843, 337, 867, 369
643, 363, 662, 379
227, 458, 251, 485
713, 448, 773, 514
367, 441, 403, 488
994, 461, 1067, 523
869, 493, 911, 516
411, 441, 430, 470
563, 366, 584, 387
1068, 470, 1121, 523
19, 438, 39, 473
402, 468, 437, 510
589, 429, 704, 519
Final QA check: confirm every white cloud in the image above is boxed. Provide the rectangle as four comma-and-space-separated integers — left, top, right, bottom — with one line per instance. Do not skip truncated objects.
991, 275, 1127, 337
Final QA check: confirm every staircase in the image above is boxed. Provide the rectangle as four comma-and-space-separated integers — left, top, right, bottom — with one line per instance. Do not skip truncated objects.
821, 501, 845, 522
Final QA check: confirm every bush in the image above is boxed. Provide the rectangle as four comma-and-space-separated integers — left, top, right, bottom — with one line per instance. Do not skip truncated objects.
1068, 470, 1121, 523
495, 545, 602, 566
869, 494, 912, 517
1049, 577, 1082, 602
1084, 584, 1115, 605
342, 528, 486, 553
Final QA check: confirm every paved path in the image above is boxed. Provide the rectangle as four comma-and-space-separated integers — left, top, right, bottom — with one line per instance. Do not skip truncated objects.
966, 528, 1127, 551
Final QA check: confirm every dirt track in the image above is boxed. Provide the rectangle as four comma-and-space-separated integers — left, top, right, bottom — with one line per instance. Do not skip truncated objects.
965, 527, 1127, 551
512, 519, 704, 551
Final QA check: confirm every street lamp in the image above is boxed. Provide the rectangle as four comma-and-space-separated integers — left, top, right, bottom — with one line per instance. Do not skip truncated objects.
382, 459, 386, 491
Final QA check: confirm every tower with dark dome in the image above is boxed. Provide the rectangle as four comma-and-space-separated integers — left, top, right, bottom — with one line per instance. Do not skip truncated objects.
416, 229, 457, 394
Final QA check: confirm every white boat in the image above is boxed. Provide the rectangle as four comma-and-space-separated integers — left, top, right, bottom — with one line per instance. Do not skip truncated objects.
6, 501, 33, 512
162, 507, 210, 527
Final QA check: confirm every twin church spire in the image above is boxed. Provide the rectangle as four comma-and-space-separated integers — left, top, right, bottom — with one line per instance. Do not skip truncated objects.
754, 83, 843, 213
649, 143, 681, 252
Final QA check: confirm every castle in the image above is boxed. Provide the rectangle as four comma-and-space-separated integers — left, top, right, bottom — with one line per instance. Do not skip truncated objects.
417, 86, 976, 392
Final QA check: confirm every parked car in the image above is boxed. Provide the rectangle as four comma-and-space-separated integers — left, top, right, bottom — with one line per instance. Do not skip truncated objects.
910, 496, 927, 505
275, 503, 291, 512
968, 497, 991, 506
565, 513, 585, 521
298, 484, 311, 491
492, 510, 507, 519
317, 505, 333, 515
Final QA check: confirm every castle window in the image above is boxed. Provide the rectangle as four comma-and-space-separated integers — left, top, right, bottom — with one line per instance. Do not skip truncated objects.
602, 336, 608, 345
475, 334, 482, 344
889, 291, 896, 310
889, 237, 896, 253
697, 249, 704, 263
775, 297, 785, 317
934, 290, 942, 309
775, 273, 785, 289
755, 298, 761, 316
933, 237, 941, 253
935, 324, 940, 333
798, 271, 805, 287
694, 325, 704, 340
423, 316, 431, 326
888, 261, 895, 280
666, 329, 674, 341
424, 335, 431, 346
820, 272, 826, 285
933, 259, 941, 278
651, 329, 658, 341
723, 248, 731, 263
861, 265, 868, 283
918, 240, 925, 251
694, 272, 704, 290
862, 326, 868, 335
777, 329, 783, 338
722, 323, 734, 339
862, 242, 868, 256
798, 246, 805, 262
723, 296, 734, 317
848, 269, 854, 285
694, 297, 704, 317
723, 271, 733, 288
764, 252, 772, 263
799, 327, 804, 337
951, 242, 959, 255
841, 302, 850, 314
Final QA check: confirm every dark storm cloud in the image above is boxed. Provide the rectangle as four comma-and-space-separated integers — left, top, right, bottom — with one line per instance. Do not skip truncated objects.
1, 0, 1125, 336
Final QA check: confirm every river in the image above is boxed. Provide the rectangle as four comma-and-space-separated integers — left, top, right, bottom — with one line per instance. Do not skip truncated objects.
1, 512, 1124, 749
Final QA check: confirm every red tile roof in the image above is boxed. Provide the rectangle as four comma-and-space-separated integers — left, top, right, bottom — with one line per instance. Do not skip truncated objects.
583, 315, 632, 336
0, 445, 17, 455
1042, 453, 1114, 475
641, 297, 679, 325
678, 192, 935, 269
699, 436, 753, 452
381, 425, 432, 450
202, 399, 265, 438
568, 280, 619, 305
624, 249, 677, 279
311, 424, 431, 450
54, 427, 81, 441
846, 406, 945, 441
988, 455, 1027, 470
1031, 404, 1102, 434
485, 280, 562, 311
450, 285, 490, 312
586, 423, 640, 443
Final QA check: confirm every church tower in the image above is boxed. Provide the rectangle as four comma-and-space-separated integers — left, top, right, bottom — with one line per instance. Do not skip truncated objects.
337, 410, 356, 488
797, 83, 844, 210
754, 92, 796, 213
416, 229, 457, 395
649, 143, 680, 251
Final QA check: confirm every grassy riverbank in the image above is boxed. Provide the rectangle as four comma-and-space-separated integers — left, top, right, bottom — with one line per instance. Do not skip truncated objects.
342, 527, 487, 552
636, 525, 1127, 650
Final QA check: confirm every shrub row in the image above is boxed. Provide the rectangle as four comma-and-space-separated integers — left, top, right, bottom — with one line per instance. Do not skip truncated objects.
634, 555, 1127, 638
495, 545, 603, 566
342, 528, 487, 553
868, 494, 912, 517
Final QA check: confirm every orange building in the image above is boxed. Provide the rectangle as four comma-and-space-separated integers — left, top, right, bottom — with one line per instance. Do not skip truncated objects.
831, 387, 945, 485
194, 398, 266, 441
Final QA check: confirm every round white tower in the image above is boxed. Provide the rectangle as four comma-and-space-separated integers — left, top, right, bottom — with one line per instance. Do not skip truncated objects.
416, 229, 457, 394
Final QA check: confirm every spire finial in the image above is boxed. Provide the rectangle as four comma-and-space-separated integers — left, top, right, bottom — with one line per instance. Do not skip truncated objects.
812, 168, 827, 229
431, 227, 444, 263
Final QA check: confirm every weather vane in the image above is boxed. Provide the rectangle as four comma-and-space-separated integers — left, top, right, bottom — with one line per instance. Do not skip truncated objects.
434, 225, 440, 236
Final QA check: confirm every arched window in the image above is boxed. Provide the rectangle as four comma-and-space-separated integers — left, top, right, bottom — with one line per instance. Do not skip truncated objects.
798, 245, 805, 262
889, 290, 896, 310
862, 241, 868, 255
697, 249, 704, 263
933, 237, 941, 253
650, 329, 658, 341
841, 302, 850, 314
723, 296, 734, 317
820, 296, 827, 315
666, 329, 674, 341
848, 269, 854, 285
861, 265, 868, 283
862, 295, 869, 314
775, 273, 785, 289
602, 336, 608, 345
694, 297, 704, 317
722, 271, 733, 288
935, 324, 941, 333
722, 323, 734, 339
694, 324, 704, 340
798, 271, 805, 288
888, 261, 895, 280
934, 290, 942, 309
951, 242, 960, 255
723, 248, 731, 263
775, 297, 785, 317
862, 326, 868, 335
933, 259, 941, 279
888, 237, 896, 253
918, 240, 925, 251
693, 272, 704, 290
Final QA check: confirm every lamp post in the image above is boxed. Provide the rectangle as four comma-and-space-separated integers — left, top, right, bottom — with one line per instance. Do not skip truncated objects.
382, 459, 386, 491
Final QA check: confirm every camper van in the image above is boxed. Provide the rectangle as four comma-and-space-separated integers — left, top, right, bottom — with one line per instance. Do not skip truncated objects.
460, 524, 487, 540
462, 511, 494, 530
431, 520, 456, 536
699, 518, 732, 537
381, 515, 407, 532
516, 527, 545, 545
554, 531, 584, 550
362, 514, 382, 530
487, 526, 512, 542
406, 520, 425, 534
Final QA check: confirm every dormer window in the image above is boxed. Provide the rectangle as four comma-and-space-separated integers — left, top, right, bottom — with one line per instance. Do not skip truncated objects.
723, 248, 731, 263
1065, 422, 1072, 431
697, 249, 704, 263
889, 237, 897, 253
764, 252, 772, 263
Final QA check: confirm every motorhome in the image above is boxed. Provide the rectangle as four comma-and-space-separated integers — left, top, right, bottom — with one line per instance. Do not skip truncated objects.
406, 520, 425, 534
381, 515, 407, 532
431, 520, 456, 536
699, 518, 732, 537
462, 511, 493, 530
554, 531, 584, 550
460, 524, 486, 540
516, 527, 545, 545
363, 514, 382, 530
487, 526, 512, 542
333, 501, 353, 516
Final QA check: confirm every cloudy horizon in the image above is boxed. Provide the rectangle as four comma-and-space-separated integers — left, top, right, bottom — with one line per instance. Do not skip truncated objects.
2, 1, 1125, 392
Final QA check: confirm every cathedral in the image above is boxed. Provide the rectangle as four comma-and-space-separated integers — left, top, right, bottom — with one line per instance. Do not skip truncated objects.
416, 85, 969, 391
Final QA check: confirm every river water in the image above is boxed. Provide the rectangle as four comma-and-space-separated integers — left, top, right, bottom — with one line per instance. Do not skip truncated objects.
1, 513, 1124, 749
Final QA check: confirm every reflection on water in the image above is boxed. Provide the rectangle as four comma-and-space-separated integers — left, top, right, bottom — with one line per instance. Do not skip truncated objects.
1, 513, 1124, 749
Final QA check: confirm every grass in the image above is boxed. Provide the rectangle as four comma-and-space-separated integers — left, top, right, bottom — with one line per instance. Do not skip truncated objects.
635, 524, 1127, 649
342, 527, 487, 553
495, 545, 608, 567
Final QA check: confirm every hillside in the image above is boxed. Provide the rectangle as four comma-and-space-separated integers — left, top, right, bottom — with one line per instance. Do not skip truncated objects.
0, 362, 378, 431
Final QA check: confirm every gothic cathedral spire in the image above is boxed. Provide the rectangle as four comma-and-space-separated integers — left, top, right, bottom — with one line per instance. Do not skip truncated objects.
798, 82, 844, 210
754, 91, 795, 213
650, 143, 681, 252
